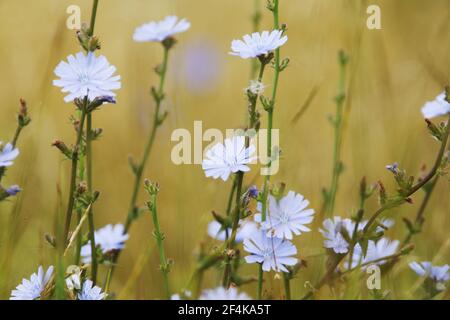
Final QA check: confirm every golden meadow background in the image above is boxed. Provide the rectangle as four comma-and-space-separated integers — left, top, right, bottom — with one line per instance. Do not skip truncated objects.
0, 0, 449, 299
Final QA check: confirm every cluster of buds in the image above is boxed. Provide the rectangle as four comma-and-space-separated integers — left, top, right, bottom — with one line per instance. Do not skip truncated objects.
77, 23, 101, 52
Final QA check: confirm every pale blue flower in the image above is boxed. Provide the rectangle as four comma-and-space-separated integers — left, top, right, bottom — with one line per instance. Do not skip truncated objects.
255, 191, 315, 240
10, 266, 54, 300
0, 142, 19, 167
133, 16, 190, 42
78, 280, 107, 300
53, 52, 121, 103
244, 230, 298, 272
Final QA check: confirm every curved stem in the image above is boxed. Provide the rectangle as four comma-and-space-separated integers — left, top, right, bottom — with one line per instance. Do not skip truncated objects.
363, 115, 450, 234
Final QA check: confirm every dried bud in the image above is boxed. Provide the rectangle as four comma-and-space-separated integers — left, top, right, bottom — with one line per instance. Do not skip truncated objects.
18, 98, 31, 127
52, 140, 72, 159
76, 182, 87, 195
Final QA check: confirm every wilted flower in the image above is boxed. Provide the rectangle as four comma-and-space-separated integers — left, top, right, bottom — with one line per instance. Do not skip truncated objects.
246, 80, 266, 95
244, 230, 298, 272
0, 142, 19, 167
133, 16, 190, 42
200, 287, 251, 300
255, 191, 315, 240
207, 220, 257, 243
230, 30, 287, 59
53, 52, 121, 103
202, 135, 256, 181
409, 261, 449, 291
78, 280, 107, 300
81, 224, 129, 263
10, 266, 54, 300
421, 92, 450, 119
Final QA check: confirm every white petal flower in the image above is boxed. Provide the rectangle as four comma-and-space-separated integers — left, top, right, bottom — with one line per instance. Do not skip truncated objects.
319, 217, 353, 254
78, 280, 107, 300
0, 142, 19, 167
409, 261, 449, 290
421, 92, 450, 119
10, 266, 54, 300
255, 191, 315, 240
202, 136, 257, 181
81, 224, 129, 264
133, 16, 190, 42
207, 220, 257, 243
53, 52, 121, 103
200, 287, 251, 300
230, 30, 287, 59
244, 230, 298, 272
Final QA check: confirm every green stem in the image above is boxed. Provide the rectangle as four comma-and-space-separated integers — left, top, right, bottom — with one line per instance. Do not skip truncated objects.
259, 0, 280, 299
11, 126, 23, 148
125, 46, 169, 232
63, 106, 87, 243
150, 192, 171, 299
403, 175, 439, 245
223, 61, 266, 288
325, 54, 348, 217
106, 45, 170, 290
283, 273, 291, 300
257, 264, 263, 299
86, 113, 98, 284
89, 0, 99, 36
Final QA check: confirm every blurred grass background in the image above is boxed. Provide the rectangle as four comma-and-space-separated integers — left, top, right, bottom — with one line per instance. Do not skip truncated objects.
0, 0, 449, 299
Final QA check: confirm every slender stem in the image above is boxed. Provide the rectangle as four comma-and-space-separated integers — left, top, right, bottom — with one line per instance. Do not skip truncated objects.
89, 0, 99, 36
283, 273, 291, 300
104, 266, 113, 293
223, 62, 266, 288
325, 54, 348, 217
86, 113, 98, 284
149, 192, 171, 299
257, 264, 263, 299
223, 172, 244, 288
403, 175, 439, 245
11, 127, 23, 148
125, 47, 169, 232
63, 107, 87, 243
107, 45, 170, 289
258, 0, 280, 299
